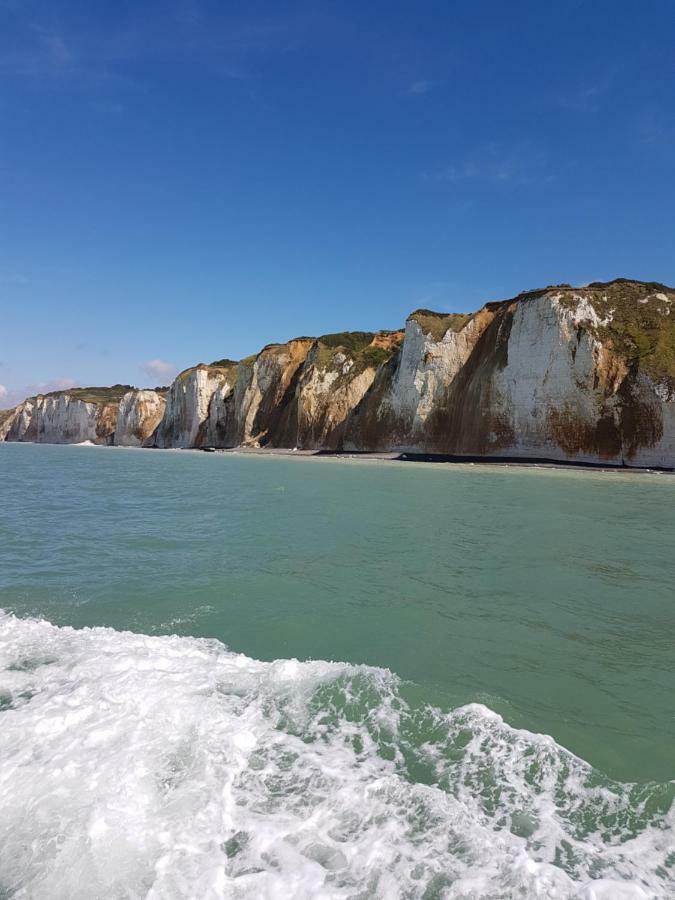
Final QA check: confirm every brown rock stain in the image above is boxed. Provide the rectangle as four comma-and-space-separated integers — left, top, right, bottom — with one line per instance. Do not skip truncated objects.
95, 403, 119, 445
425, 303, 515, 454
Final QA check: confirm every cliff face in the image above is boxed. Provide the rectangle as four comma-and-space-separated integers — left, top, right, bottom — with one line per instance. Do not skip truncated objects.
294, 331, 404, 448
488, 284, 675, 467
1, 386, 165, 447
189, 332, 403, 449
3, 279, 674, 467
344, 281, 675, 466
0, 409, 17, 441
342, 311, 490, 450
234, 339, 315, 447
198, 362, 239, 448
153, 365, 235, 449
115, 390, 166, 447
3, 393, 119, 445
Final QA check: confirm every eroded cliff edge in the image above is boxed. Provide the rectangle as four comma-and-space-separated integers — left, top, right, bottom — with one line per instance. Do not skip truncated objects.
3, 279, 674, 468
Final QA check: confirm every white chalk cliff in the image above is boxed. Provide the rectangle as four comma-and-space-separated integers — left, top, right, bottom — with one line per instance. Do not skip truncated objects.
3, 394, 117, 445
153, 366, 233, 449
115, 390, 166, 447
3, 280, 674, 468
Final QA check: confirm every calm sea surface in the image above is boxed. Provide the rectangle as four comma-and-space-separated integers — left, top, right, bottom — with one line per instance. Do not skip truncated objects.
1, 442, 673, 898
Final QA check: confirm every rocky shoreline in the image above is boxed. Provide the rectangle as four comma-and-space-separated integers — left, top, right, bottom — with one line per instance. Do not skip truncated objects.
202, 445, 675, 473
5, 437, 673, 474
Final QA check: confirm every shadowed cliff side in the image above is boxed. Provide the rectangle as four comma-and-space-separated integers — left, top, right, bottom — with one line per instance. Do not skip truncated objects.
293, 330, 404, 449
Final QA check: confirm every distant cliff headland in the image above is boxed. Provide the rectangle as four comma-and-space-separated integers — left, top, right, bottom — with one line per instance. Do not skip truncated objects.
3, 279, 675, 468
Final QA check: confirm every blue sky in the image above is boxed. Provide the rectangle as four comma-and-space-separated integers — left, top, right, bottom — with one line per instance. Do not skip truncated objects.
2, 0, 675, 405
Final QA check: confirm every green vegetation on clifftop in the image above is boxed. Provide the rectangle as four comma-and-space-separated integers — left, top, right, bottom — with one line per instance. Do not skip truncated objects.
318, 332, 375, 354
42, 385, 133, 405
558, 280, 675, 385
313, 331, 402, 378
409, 310, 473, 341
209, 358, 239, 368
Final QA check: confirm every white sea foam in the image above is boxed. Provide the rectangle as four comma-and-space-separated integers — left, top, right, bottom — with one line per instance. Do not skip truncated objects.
0, 611, 672, 899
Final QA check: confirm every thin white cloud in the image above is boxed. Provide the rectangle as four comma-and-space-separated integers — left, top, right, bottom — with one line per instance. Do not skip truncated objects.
558, 75, 612, 112
406, 79, 432, 95
435, 160, 508, 183
636, 105, 675, 147
0, 273, 28, 284
426, 143, 557, 187
1, 9, 323, 87
142, 358, 177, 382
0, 384, 7, 400
36, 29, 74, 66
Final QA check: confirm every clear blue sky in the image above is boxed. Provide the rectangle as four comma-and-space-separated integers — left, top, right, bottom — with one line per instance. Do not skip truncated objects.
2, 0, 675, 404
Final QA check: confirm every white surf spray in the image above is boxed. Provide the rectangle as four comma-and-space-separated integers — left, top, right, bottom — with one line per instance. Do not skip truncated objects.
0, 612, 672, 899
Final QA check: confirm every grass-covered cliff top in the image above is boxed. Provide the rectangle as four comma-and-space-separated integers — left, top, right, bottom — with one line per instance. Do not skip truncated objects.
176, 361, 239, 382
552, 279, 675, 384
237, 338, 316, 368
512, 277, 674, 301
318, 331, 375, 353
409, 278, 675, 383
314, 330, 404, 373
40, 385, 135, 404
5, 384, 169, 412
475, 278, 675, 384
209, 358, 239, 368
408, 309, 473, 341
233, 333, 403, 375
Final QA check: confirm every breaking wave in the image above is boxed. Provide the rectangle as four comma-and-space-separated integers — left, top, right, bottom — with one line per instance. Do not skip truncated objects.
0, 611, 672, 899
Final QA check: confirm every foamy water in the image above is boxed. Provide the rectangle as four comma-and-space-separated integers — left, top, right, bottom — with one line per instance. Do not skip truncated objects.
1, 612, 671, 899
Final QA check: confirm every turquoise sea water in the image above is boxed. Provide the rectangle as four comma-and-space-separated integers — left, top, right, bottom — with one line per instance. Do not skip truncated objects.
0, 442, 673, 898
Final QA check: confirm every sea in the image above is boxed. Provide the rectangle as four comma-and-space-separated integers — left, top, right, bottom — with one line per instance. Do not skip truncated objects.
0, 442, 673, 899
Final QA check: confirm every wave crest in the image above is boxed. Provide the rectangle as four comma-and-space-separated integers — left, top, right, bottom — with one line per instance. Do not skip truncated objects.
0, 612, 671, 899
